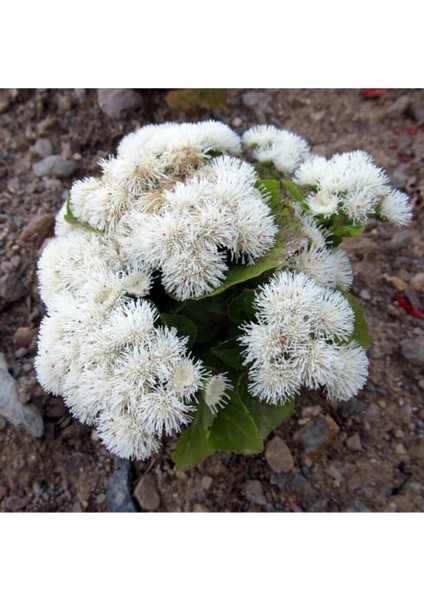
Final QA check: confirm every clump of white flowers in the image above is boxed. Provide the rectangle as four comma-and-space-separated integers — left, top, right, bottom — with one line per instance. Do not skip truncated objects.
35, 120, 413, 465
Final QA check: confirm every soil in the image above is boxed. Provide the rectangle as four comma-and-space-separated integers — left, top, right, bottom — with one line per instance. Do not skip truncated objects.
0, 88, 423, 513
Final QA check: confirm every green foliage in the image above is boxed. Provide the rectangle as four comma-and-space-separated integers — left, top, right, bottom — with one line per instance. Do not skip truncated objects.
256, 178, 282, 213
198, 203, 304, 299
210, 338, 246, 370
239, 376, 295, 438
208, 389, 263, 454
341, 291, 372, 349
171, 401, 215, 469
172, 375, 296, 469
281, 179, 307, 203
227, 288, 257, 324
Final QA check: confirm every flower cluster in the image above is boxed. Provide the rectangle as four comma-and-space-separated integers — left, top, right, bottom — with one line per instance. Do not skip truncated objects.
293, 151, 412, 225
239, 271, 368, 403
34, 119, 413, 464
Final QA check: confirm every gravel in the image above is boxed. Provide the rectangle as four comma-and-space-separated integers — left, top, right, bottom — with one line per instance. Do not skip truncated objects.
400, 338, 424, 366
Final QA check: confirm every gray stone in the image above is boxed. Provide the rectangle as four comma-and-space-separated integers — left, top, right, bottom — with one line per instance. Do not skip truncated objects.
294, 415, 339, 463
97, 89, 143, 119
106, 469, 136, 512
31, 138, 53, 157
265, 436, 294, 473
0, 416, 6, 430
33, 155, 77, 178
244, 480, 267, 505
0, 353, 44, 438
0, 274, 27, 303
134, 473, 160, 511
400, 338, 424, 366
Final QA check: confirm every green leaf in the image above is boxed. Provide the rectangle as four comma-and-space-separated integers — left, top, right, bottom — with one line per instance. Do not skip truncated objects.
178, 298, 227, 343
281, 179, 306, 203
160, 313, 197, 349
341, 291, 372, 349
238, 375, 295, 438
256, 179, 282, 213
210, 337, 245, 370
209, 390, 263, 454
64, 197, 81, 225
171, 402, 215, 469
198, 204, 304, 298
227, 288, 257, 324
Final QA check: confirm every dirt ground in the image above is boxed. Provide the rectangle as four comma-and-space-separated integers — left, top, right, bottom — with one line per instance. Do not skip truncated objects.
0, 88, 423, 512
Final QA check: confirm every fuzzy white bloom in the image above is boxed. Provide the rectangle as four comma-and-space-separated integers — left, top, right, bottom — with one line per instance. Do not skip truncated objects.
379, 189, 413, 226
290, 245, 353, 290
297, 209, 330, 248
204, 374, 233, 414
293, 155, 329, 186
323, 342, 369, 401
307, 190, 340, 216
96, 407, 161, 461
70, 177, 132, 231
242, 125, 310, 174
37, 231, 123, 306
240, 272, 367, 404
120, 154, 277, 299
293, 149, 411, 224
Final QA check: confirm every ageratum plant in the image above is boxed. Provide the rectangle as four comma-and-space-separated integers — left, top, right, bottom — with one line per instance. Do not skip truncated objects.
35, 121, 412, 468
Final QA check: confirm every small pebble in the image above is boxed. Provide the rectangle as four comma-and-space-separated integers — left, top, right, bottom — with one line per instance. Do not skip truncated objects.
192, 503, 209, 512
13, 327, 38, 348
4, 496, 29, 512
265, 436, 294, 473
411, 273, 424, 293
33, 155, 77, 178
346, 433, 363, 452
395, 443, 407, 456
244, 480, 267, 506
0, 274, 27, 303
201, 476, 213, 491
134, 473, 160, 511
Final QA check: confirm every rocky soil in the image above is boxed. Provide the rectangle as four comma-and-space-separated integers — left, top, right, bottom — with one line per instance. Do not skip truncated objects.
0, 88, 423, 512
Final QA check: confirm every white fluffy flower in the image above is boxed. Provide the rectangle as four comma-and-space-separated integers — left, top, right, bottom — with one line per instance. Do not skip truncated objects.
204, 374, 233, 414
297, 209, 330, 248
70, 177, 131, 231
379, 189, 413, 226
323, 342, 369, 401
291, 245, 353, 290
240, 272, 365, 404
242, 125, 310, 174
96, 407, 161, 461
307, 190, 340, 216
293, 155, 329, 187
294, 150, 400, 223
